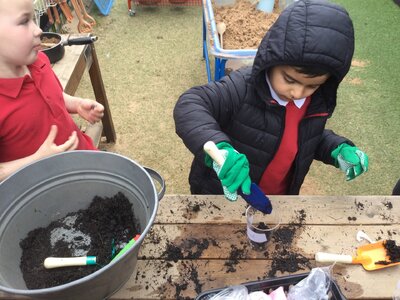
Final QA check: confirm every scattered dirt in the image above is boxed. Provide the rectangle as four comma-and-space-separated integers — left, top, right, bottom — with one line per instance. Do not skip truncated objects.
383, 200, 393, 209
167, 261, 203, 300
296, 209, 306, 223
268, 225, 311, 277
181, 198, 223, 219
161, 238, 212, 299
376, 239, 400, 265
354, 199, 365, 210
213, 0, 280, 49
162, 238, 211, 261
152, 206, 311, 298
268, 248, 311, 277
20, 192, 140, 289
267, 209, 312, 277
224, 244, 245, 272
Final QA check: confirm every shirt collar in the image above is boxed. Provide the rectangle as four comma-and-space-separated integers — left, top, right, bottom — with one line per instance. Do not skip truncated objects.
0, 53, 47, 98
266, 73, 306, 108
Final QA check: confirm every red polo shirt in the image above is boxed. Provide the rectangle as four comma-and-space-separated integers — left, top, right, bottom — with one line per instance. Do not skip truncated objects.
0, 52, 96, 163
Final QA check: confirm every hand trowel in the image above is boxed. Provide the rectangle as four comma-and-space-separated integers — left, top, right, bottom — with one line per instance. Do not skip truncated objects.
315, 240, 400, 271
203, 141, 272, 214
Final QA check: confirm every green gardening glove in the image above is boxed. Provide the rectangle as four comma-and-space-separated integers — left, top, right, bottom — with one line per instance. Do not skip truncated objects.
205, 142, 251, 200
331, 143, 369, 181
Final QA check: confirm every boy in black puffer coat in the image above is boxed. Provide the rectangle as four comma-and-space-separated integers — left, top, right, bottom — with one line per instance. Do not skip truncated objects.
174, 0, 368, 197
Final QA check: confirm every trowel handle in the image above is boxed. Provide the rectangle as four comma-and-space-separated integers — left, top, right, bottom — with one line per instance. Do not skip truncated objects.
204, 141, 225, 166
315, 252, 353, 264
44, 256, 96, 269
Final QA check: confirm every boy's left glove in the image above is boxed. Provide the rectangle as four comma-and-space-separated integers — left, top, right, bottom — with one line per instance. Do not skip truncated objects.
331, 143, 369, 181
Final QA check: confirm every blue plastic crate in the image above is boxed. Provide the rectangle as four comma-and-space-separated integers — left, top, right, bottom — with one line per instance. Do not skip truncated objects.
94, 0, 115, 15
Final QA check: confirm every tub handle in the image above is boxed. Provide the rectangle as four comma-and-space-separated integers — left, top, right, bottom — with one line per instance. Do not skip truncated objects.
144, 167, 165, 201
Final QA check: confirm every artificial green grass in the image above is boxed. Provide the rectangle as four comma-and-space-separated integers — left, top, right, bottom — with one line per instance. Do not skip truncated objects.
76, 0, 399, 195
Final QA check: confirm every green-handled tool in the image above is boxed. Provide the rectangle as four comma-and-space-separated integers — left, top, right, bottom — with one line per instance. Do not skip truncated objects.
111, 234, 140, 262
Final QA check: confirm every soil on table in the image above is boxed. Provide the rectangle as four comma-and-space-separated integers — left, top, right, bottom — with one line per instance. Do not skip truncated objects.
213, 0, 280, 49
376, 239, 400, 265
153, 201, 311, 298
268, 210, 312, 277
20, 192, 140, 289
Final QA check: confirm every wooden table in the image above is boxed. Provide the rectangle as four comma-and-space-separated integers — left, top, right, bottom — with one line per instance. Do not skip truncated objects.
51, 34, 116, 145
110, 195, 400, 299
0, 196, 398, 299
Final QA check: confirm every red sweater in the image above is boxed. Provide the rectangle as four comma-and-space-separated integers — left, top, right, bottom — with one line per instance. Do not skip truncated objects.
259, 97, 310, 195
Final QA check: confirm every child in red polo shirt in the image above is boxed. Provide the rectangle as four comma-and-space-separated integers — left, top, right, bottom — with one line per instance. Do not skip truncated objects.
0, 0, 104, 181
174, 0, 369, 198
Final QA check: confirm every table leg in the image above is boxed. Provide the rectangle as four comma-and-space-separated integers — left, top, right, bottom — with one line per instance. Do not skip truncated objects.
88, 44, 116, 143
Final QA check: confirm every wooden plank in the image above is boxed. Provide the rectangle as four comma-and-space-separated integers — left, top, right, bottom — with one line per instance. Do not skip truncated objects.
83, 122, 103, 147
111, 259, 399, 299
51, 35, 86, 93
51, 34, 116, 144
156, 195, 400, 225
138, 224, 400, 260
0, 259, 396, 300
112, 260, 311, 300
88, 44, 116, 143
0, 292, 30, 300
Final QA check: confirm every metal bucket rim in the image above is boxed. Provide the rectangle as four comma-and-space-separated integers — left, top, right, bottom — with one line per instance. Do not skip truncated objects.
0, 151, 160, 296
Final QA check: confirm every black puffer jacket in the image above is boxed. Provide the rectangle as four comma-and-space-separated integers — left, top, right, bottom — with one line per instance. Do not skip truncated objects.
174, 0, 355, 195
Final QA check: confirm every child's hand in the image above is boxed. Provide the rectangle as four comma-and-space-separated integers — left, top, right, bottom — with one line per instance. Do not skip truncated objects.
204, 141, 251, 200
77, 98, 105, 124
331, 143, 369, 181
34, 125, 79, 159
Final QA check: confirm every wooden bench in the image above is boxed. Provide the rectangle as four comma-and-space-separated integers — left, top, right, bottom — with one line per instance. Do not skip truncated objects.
52, 33, 116, 146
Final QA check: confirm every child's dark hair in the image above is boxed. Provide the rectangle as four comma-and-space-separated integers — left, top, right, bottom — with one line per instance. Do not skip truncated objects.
293, 65, 330, 77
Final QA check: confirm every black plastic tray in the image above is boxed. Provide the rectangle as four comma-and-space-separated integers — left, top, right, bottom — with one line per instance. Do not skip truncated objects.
195, 272, 346, 300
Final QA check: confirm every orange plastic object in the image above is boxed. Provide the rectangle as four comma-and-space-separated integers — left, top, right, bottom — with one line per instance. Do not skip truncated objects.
355, 240, 400, 270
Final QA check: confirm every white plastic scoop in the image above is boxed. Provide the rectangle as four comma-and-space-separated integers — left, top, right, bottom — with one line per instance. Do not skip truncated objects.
356, 230, 375, 244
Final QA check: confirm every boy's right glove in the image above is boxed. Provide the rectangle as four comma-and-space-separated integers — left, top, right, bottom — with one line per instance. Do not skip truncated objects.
331, 143, 369, 181
205, 142, 251, 200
